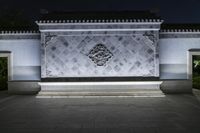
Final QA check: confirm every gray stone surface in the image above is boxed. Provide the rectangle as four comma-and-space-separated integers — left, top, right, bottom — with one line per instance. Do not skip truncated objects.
38, 81, 164, 97
160, 32, 200, 38
38, 22, 161, 31
8, 81, 40, 94
41, 31, 159, 77
0, 33, 40, 40
161, 80, 192, 93
0, 91, 200, 133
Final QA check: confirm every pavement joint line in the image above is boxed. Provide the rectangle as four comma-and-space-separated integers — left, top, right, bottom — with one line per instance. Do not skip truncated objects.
0, 95, 17, 112
0, 95, 16, 104
36, 95, 166, 98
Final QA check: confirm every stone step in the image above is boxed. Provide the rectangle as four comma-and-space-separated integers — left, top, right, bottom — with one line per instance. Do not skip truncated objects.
38, 81, 163, 90
37, 81, 164, 98
39, 88, 162, 92
37, 90, 165, 98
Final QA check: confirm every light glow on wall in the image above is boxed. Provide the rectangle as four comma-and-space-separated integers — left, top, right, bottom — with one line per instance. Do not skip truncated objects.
39, 81, 163, 86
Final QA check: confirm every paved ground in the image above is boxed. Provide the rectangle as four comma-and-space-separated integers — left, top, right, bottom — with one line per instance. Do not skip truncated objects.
0, 90, 200, 133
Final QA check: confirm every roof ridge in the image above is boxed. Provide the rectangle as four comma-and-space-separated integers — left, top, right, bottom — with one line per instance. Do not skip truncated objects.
36, 19, 163, 23
38, 10, 161, 23
0, 30, 40, 34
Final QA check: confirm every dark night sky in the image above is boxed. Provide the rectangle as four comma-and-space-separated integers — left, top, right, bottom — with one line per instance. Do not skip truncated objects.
0, 0, 200, 23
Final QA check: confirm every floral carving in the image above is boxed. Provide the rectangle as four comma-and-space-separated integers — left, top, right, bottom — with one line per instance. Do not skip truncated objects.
88, 44, 113, 66
144, 33, 155, 43
44, 34, 57, 47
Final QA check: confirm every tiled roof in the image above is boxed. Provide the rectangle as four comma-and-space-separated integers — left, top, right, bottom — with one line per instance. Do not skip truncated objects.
161, 24, 200, 32
37, 10, 162, 23
0, 22, 39, 34
0, 22, 38, 31
0, 30, 39, 34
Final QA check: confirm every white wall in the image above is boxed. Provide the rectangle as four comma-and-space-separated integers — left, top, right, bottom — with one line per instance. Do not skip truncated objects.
1, 35, 200, 80
0, 39, 41, 80
159, 37, 200, 79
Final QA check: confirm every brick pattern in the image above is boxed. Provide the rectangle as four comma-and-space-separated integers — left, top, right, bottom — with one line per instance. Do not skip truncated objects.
41, 33, 158, 77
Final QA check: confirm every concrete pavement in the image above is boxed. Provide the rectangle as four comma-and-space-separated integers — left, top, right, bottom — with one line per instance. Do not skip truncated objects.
0, 90, 200, 133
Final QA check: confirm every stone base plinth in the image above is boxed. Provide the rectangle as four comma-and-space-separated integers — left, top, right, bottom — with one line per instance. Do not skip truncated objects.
37, 81, 164, 98
8, 81, 40, 94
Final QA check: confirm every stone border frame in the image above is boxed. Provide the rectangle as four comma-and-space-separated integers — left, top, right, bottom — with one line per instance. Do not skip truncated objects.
40, 31, 160, 78
38, 21, 162, 78
0, 33, 40, 40
187, 49, 200, 79
160, 32, 200, 39
0, 51, 13, 81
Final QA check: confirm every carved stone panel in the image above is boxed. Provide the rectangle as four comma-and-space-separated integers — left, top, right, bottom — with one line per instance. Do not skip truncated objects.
41, 32, 159, 77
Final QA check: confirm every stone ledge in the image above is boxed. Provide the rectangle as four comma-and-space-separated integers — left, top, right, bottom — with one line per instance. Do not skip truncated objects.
38, 81, 164, 97
161, 80, 192, 94
41, 77, 160, 82
8, 81, 40, 94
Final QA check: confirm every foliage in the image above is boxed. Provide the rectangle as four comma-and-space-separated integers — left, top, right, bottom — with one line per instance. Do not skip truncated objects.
0, 58, 7, 77
193, 57, 200, 90
193, 76, 200, 90
0, 58, 8, 90
194, 60, 200, 68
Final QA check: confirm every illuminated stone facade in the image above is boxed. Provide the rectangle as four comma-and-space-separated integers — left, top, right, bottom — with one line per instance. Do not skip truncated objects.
1, 12, 200, 94
38, 23, 161, 78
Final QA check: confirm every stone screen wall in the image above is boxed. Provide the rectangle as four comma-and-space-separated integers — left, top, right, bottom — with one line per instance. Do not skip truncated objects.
41, 31, 159, 78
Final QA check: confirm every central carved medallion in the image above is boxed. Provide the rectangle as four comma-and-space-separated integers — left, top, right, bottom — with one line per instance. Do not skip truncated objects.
88, 44, 113, 66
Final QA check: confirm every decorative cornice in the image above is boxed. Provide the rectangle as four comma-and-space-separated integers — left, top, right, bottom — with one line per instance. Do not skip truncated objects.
36, 19, 163, 24
0, 30, 39, 34
37, 22, 162, 32
160, 29, 200, 33
0, 31, 40, 40
159, 30, 200, 38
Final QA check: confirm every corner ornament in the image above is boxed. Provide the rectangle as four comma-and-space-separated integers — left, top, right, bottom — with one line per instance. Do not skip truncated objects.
144, 33, 155, 43
44, 34, 57, 47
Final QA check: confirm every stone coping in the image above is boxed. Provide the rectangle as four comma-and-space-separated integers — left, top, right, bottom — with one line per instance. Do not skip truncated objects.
36, 19, 163, 24
7, 79, 191, 82
41, 77, 160, 82
159, 32, 200, 38
160, 29, 200, 33
161, 79, 191, 81
0, 32, 40, 40
0, 31, 39, 34
8, 80, 40, 82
